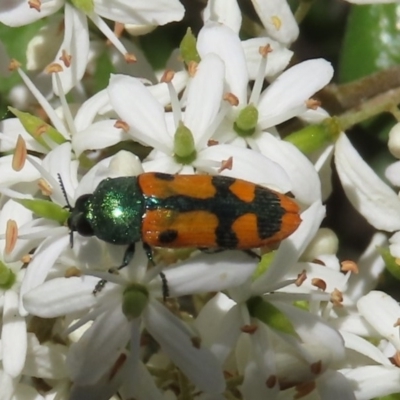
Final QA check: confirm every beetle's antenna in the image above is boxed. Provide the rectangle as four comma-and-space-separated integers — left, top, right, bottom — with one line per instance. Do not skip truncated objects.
57, 173, 72, 211
57, 173, 74, 248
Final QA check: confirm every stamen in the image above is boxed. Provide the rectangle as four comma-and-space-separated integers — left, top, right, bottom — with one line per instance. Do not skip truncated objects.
114, 120, 129, 132
249, 44, 272, 105
12, 135, 27, 172
162, 70, 182, 129
5, 220, 18, 255
28, 0, 41, 11
52, 72, 77, 136
14, 64, 68, 136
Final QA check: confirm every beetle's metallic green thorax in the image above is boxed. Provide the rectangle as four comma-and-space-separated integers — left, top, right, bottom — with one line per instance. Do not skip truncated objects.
85, 177, 144, 245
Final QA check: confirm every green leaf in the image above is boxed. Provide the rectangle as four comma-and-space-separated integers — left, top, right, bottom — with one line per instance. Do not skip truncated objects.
9, 107, 67, 148
93, 50, 115, 92
179, 28, 200, 65
340, 4, 400, 83
284, 117, 341, 154
16, 199, 70, 224
247, 296, 297, 335
378, 246, 400, 281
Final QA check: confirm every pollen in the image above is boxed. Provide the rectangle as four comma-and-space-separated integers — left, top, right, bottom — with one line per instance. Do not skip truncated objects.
38, 178, 53, 196
341, 260, 358, 273
241, 324, 258, 334
5, 220, 18, 255
45, 63, 64, 73
311, 278, 326, 291
271, 16, 282, 30
161, 69, 175, 83
187, 61, 198, 77
65, 267, 82, 278
124, 53, 137, 63
59, 50, 72, 68
8, 59, 21, 71
224, 92, 239, 106
28, 0, 41, 11
12, 135, 27, 172
218, 156, 233, 172
114, 120, 129, 132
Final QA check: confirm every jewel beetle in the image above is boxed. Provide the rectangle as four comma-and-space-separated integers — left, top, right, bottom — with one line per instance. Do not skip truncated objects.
62, 172, 301, 294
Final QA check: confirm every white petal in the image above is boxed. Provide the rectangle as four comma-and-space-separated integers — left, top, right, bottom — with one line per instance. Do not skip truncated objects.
254, 133, 321, 205
0, 0, 63, 26
335, 133, 400, 231
52, 5, 89, 95
67, 304, 130, 385
203, 0, 242, 32
23, 276, 99, 317
243, 37, 293, 80
0, 155, 41, 187
196, 144, 292, 193
72, 120, 127, 157
165, 251, 257, 297
331, 314, 378, 338
273, 301, 345, 363
197, 22, 248, 105
94, 0, 184, 25
108, 74, 172, 153
343, 365, 400, 399
144, 300, 225, 393
185, 54, 225, 146
358, 291, 400, 351
258, 59, 334, 129
345, 233, 387, 303
240, 326, 279, 400
385, 160, 400, 186
195, 292, 236, 346
340, 331, 391, 366
19, 233, 69, 316
0, 369, 15, 400
148, 70, 188, 107
250, 0, 299, 45
253, 201, 325, 292
0, 118, 47, 153
73, 89, 110, 131
142, 154, 182, 174
2, 290, 27, 377
24, 333, 68, 379
316, 370, 356, 400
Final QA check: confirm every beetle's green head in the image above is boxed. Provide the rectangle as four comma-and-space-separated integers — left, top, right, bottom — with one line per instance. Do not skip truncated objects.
59, 175, 145, 248
67, 194, 94, 246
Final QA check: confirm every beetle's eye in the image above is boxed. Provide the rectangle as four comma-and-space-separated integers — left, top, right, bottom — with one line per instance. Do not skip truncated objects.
75, 217, 94, 237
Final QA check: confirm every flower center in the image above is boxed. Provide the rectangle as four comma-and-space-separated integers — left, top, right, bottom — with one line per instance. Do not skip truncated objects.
233, 104, 259, 137
0, 260, 16, 290
173, 121, 197, 164
122, 283, 149, 320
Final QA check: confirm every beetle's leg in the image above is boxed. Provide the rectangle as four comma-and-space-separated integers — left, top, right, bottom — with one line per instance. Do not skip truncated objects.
243, 249, 261, 261
93, 243, 136, 295
160, 271, 169, 301
117, 242, 136, 271
142, 243, 169, 301
142, 242, 155, 265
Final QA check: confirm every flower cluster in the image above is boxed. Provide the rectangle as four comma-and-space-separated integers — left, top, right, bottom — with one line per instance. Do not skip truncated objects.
1, 1, 400, 400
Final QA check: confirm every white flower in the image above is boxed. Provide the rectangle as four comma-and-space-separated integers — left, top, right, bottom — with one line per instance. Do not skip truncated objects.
0, 0, 184, 93
335, 133, 400, 235
22, 243, 262, 398
203, 0, 299, 45
197, 23, 331, 205
108, 54, 294, 195
192, 201, 355, 399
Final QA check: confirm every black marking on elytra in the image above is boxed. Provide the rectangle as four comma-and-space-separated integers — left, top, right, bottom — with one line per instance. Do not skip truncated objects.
158, 229, 178, 244
154, 172, 175, 181
145, 175, 286, 248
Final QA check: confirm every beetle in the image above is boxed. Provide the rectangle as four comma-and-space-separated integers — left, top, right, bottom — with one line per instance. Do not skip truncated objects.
61, 172, 301, 293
